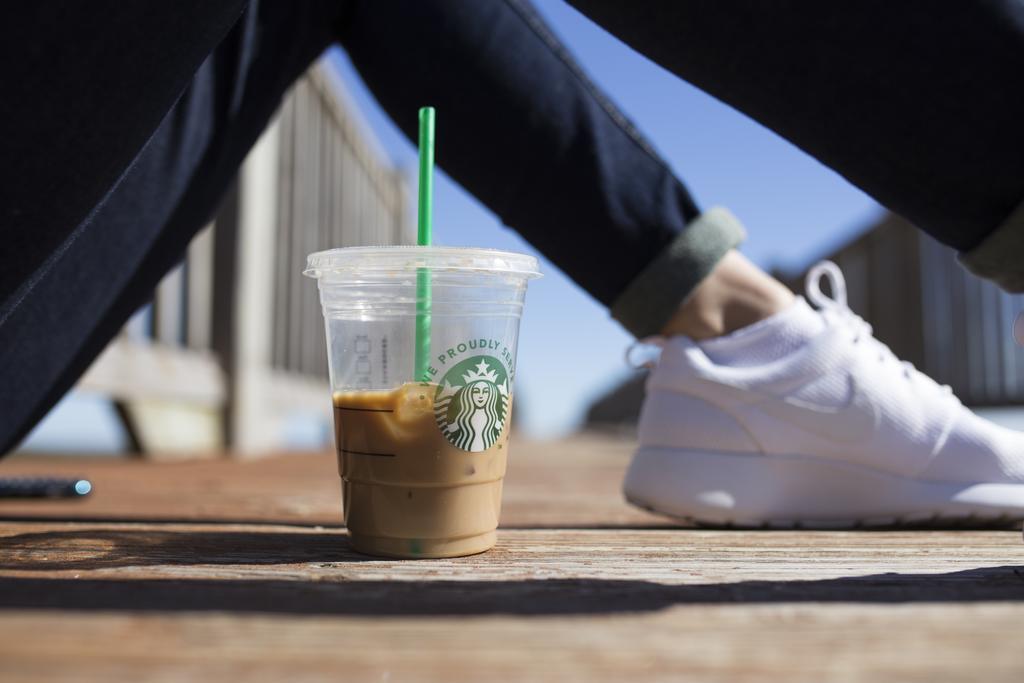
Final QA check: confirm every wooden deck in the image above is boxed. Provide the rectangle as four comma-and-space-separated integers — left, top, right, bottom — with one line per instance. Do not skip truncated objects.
2, 434, 1023, 681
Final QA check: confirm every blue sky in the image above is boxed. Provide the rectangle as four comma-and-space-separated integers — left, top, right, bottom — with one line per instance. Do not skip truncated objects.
326, 0, 881, 436
21, 0, 883, 451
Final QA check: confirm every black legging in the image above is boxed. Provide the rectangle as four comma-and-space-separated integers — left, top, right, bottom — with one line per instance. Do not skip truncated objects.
571, 0, 1024, 254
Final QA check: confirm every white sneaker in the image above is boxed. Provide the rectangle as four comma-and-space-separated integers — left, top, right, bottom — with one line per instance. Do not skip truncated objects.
624, 261, 1024, 527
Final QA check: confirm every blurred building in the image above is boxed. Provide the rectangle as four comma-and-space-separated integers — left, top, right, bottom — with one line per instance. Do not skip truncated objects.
584, 212, 1024, 430
75, 58, 412, 457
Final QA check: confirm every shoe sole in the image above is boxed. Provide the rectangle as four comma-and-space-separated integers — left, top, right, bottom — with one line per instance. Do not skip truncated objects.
623, 447, 1024, 529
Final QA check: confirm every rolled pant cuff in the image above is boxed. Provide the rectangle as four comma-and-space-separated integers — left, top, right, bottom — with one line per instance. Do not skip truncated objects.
610, 206, 746, 338
959, 197, 1024, 291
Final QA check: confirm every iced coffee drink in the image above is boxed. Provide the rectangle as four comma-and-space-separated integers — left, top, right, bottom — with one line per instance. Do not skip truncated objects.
334, 355, 513, 557
305, 246, 540, 558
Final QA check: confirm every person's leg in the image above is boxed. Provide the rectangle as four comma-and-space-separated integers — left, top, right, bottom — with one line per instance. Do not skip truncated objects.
568, 0, 1024, 291
339, 0, 773, 340
0, 0, 785, 454
0, 1, 246, 306
0, 0, 342, 453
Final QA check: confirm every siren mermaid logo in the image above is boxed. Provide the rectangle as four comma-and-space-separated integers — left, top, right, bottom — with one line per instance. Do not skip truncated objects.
434, 355, 510, 452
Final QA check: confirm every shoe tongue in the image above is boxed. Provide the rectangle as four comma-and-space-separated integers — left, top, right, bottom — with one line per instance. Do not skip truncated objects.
698, 297, 825, 367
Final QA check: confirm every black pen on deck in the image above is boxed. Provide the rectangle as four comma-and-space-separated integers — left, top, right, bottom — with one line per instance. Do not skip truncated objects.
0, 477, 92, 498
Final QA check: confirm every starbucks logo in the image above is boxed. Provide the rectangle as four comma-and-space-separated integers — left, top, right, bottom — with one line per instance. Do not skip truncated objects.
434, 355, 510, 452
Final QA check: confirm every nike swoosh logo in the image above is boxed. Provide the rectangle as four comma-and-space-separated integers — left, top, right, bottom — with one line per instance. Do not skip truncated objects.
753, 374, 880, 444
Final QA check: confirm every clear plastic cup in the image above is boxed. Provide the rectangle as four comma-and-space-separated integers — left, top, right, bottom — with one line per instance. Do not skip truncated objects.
304, 246, 541, 558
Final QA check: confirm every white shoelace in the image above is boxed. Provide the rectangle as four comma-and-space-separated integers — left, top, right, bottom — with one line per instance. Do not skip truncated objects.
625, 336, 665, 369
805, 261, 959, 405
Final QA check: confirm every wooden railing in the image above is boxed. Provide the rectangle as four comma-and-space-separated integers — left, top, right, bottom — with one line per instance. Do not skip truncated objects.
271, 68, 409, 381
77, 58, 411, 457
918, 229, 1024, 405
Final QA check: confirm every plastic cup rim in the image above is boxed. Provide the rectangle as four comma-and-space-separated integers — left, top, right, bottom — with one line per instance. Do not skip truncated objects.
304, 245, 542, 280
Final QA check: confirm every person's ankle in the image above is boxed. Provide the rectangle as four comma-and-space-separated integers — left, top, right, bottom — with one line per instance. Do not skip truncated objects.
659, 250, 794, 340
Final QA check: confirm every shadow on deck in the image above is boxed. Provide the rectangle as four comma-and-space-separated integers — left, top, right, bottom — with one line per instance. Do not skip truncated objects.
2, 568, 1023, 617
2, 526, 1023, 616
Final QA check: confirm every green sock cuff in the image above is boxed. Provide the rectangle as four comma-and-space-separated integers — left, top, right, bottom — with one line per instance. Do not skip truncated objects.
611, 207, 747, 338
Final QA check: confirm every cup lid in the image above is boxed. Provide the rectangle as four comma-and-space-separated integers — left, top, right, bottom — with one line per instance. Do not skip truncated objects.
304, 246, 542, 279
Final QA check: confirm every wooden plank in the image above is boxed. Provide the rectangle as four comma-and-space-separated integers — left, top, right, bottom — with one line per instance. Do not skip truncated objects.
115, 400, 222, 459
230, 113, 282, 455
340, 141, 359, 247
301, 90, 324, 377
964, 269, 985, 399
1000, 290, 1019, 398
932, 238, 958, 388
393, 169, 413, 244
186, 223, 216, 350
210, 179, 241, 448
331, 114, 346, 247
78, 338, 224, 407
981, 278, 1003, 402
900, 226, 926, 369
0, 603, 1022, 683
153, 263, 185, 346
1, 523, 1021, 594
272, 93, 297, 371
311, 108, 334, 377
918, 234, 947, 386
285, 80, 309, 376
0, 523, 1022, 682
948, 252, 970, 398
357, 148, 370, 245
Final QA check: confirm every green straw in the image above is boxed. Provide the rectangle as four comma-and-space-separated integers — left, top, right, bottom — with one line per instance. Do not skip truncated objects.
415, 107, 435, 382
